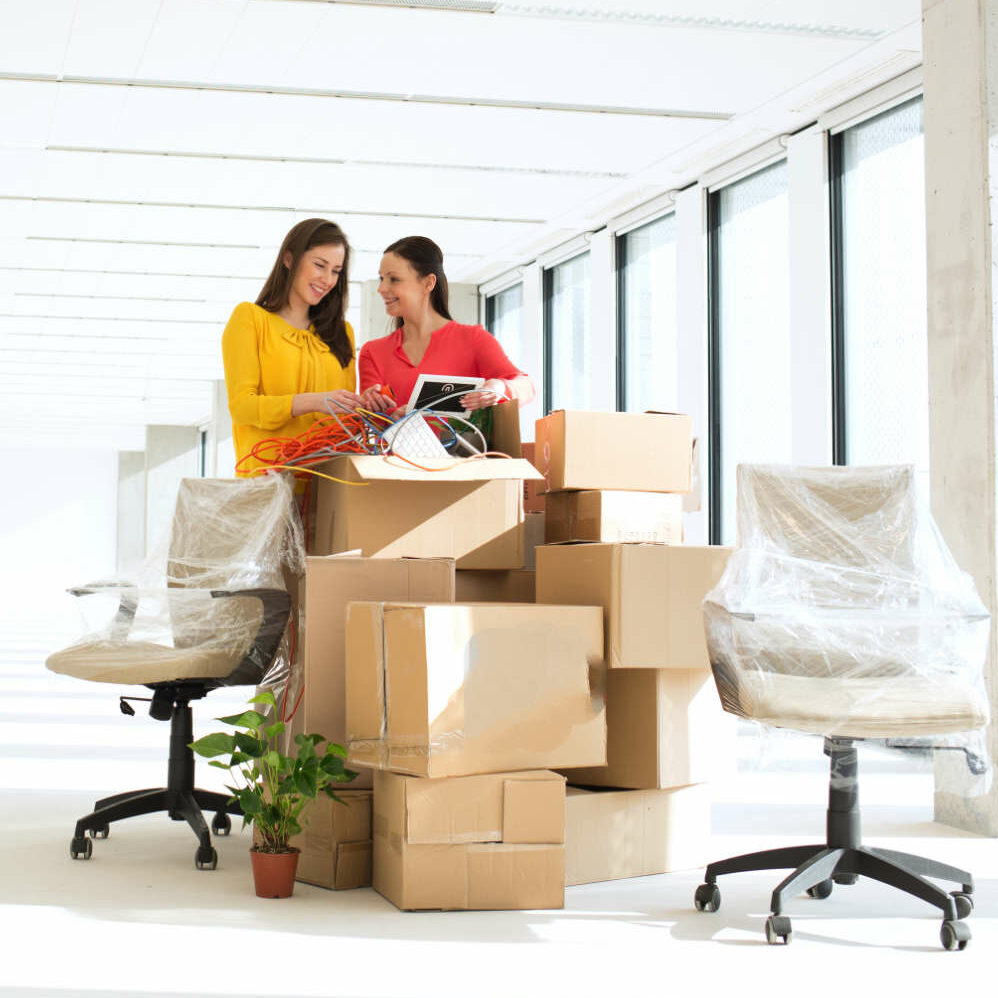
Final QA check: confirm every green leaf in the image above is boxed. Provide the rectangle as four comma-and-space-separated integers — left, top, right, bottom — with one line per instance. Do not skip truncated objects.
217, 710, 265, 730
265, 750, 282, 770
238, 789, 262, 815
296, 769, 317, 797
234, 731, 265, 757
264, 721, 286, 740
207, 760, 231, 771
325, 742, 348, 759
189, 732, 235, 758
249, 690, 277, 709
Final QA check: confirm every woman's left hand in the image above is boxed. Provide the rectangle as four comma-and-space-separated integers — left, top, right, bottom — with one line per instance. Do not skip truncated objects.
460, 379, 508, 411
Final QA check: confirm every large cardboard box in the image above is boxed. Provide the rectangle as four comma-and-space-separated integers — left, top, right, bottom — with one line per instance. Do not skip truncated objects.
346, 601, 606, 777
291, 789, 373, 890
545, 491, 683, 545
560, 668, 733, 790
455, 569, 536, 603
565, 784, 711, 885
535, 410, 693, 493
313, 455, 542, 569
373, 769, 566, 911
536, 543, 731, 670
297, 555, 455, 789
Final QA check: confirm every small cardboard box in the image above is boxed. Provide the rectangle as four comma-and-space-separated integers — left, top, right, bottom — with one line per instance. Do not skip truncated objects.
521, 442, 546, 513
565, 784, 711, 885
455, 569, 536, 603
536, 543, 731, 669
373, 769, 566, 911
535, 410, 693, 493
559, 667, 733, 790
293, 555, 455, 789
544, 491, 684, 545
346, 601, 606, 777
292, 790, 373, 890
313, 455, 542, 569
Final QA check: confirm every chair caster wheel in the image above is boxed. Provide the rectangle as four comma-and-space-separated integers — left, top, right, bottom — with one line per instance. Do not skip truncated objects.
70, 836, 92, 860
765, 915, 792, 945
694, 883, 721, 912
195, 846, 218, 871
951, 891, 974, 919
88, 824, 109, 840
832, 873, 857, 886
211, 813, 232, 836
807, 879, 833, 900
941, 919, 971, 950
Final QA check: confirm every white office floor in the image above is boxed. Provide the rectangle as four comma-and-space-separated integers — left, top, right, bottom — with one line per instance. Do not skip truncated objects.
2, 622, 997, 998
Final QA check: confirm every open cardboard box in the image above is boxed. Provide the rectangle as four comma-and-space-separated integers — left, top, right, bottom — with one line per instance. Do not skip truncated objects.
312, 404, 539, 569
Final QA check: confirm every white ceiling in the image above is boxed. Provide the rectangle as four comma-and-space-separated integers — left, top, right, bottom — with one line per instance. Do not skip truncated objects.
0, 0, 922, 440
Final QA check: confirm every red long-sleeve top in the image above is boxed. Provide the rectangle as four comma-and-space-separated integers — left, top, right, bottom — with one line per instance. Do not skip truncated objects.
358, 321, 525, 407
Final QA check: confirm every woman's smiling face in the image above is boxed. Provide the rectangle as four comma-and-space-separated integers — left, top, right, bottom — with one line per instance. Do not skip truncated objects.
287, 243, 345, 310
378, 251, 433, 319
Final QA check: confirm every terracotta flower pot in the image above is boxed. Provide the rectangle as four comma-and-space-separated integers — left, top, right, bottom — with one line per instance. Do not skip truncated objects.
250, 846, 300, 898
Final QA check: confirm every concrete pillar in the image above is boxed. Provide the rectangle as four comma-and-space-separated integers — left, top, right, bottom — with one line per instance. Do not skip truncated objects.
923, 0, 998, 834
115, 451, 145, 580
144, 426, 200, 558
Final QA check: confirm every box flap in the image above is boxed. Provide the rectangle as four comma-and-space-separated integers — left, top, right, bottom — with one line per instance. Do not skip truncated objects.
502, 776, 566, 844
333, 840, 373, 890
322, 454, 542, 483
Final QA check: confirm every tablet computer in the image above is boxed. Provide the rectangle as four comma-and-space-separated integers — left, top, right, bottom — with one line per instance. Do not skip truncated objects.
405, 373, 485, 413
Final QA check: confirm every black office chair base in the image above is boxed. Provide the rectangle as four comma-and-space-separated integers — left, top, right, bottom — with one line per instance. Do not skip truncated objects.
68, 684, 242, 870
695, 738, 975, 950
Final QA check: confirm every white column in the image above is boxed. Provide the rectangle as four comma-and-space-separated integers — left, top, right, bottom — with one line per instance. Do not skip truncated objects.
144, 426, 201, 558
115, 451, 146, 580
588, 228, 616, 413
923, 0, 998, 834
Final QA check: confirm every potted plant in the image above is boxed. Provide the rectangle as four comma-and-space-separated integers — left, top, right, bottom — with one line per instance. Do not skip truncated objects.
190, 689, 356, 898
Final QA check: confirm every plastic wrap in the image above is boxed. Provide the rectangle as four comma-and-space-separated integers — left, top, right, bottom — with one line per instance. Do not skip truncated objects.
703, 465, 990, 765
47, 473, 304, 691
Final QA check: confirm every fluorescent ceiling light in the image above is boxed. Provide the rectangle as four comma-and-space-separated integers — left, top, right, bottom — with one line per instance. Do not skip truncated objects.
323, 1, 498, 11
25, 236, 260, 249
15, 293, 208, 303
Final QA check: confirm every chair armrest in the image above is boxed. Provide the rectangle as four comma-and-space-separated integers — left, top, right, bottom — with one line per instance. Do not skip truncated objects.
67, 583, 138, 641
209, 588, 292, 686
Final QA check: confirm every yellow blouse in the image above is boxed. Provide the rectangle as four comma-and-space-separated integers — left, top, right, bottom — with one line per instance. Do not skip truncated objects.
221, 302, 356, 476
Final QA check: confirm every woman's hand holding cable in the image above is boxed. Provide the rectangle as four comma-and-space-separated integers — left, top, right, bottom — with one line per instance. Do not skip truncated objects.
358, 384, 395, 413
291, 389, 362, 416
460, 379, 509, 411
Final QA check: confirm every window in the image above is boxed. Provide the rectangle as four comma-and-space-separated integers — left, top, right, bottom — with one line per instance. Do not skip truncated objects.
543, 252, 591, 412
708, 160, 792, 543
617, 214, 678, 413
485, 283, 524, 364
830, 97, 927, 472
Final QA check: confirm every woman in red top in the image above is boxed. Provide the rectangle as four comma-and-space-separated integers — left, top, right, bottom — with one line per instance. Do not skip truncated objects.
358, 236, 535, 413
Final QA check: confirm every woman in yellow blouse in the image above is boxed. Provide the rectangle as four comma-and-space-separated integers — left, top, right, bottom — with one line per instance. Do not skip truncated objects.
222, 218, 362, 476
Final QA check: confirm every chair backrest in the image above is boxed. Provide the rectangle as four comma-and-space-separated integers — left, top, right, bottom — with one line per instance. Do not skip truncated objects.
735, 463, 918, 572
167, 475, 303, 591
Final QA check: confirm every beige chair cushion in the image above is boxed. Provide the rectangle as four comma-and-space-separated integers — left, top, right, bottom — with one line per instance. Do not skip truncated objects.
46, 640, 248, 686
729, 670, 988, 740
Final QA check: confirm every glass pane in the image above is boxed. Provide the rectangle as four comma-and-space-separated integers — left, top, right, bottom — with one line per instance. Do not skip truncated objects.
620, 214, 678, 413
841, 98, 927, 474
716, 160, 792, 543
547, 252, 591, 411
487, 283, 523, 363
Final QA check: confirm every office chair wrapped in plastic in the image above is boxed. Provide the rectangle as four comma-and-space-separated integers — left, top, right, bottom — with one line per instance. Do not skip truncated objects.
47, 474, 303, 869
697, 464, 990, 950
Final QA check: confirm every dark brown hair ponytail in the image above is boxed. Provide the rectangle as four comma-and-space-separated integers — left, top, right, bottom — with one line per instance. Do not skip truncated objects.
383, 235, 453, 330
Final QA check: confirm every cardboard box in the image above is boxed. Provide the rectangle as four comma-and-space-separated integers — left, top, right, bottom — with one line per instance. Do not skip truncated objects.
346, 601, 606, 777
292, 790, 373, 890
560, 667, 733, 790
565, 784, 711, 885
296, 555, 455, 789
544, 491, 684, 545
534, 410, 693, 493
521, 442, 546, 513
313, 455, 541, 569
536, 543, 731, 670
373, 769, 566, 910
455, 569, 536, 603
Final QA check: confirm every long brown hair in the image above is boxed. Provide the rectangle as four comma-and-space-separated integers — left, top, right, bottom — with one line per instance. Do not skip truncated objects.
257, 218, 353, 367
384, 235, 453, 330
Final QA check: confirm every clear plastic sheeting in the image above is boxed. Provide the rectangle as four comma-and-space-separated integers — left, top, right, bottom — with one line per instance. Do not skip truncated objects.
47, 474, 303, 691
703, 464, 990, 769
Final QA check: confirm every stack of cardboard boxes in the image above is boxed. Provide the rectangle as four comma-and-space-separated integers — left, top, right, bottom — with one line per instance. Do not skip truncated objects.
281, 405, 731, 906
